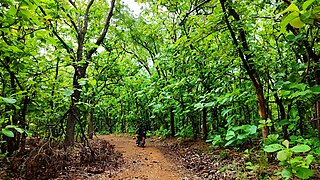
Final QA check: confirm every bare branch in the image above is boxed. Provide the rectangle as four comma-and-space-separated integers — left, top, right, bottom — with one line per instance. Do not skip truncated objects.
82, 0, 94, 35
86, 0, 116, 60
68, 0, 77, 9
179, 0, 211, 26
61, 6, 79, 33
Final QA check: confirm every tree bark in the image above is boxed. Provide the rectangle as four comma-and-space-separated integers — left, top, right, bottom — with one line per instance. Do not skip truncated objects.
64, 0, 116, 146
202, 107, 208, 140
170, 107, 175, 137
220, 0, 268, 139
88, 110, 94, 139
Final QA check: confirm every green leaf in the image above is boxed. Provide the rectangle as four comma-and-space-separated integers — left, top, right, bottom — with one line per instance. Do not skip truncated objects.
8, 6, 17, 15
310, 85, 320, 94
226, 130, 235, 137
205, 102, 215, 107
303, 0, 315, 11
289, 109, 298, 118
264, 144, 284, 152
246, 125, 257, 134
237, 133, 247, 140
279, 169, 292, 178
221, 109, 232, 117
280, 12, 299, 32
277, 149, 291, 161
194, 103, 204, 110
305, 155, 314, 165
290, 156, 303, 164
289, 17, 305, 28
300, 11, 312, 22
289, 83, 307, 91
224, 139, 235, 146
79, 80, 87, 85
1, 97, 17, 104
2, 129, 14, 138
284, 4, 300, 13
286, 34, 296, 41
291, 144, 311, 153
88, 79, 97, 86
296, 167, 314, 179
5, 125, 17, 129
15, 128, 24, 134
282, 140, 290, 148
62, 90, 74, 96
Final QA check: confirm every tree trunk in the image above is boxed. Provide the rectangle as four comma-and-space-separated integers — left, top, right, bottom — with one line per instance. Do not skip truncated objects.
202, 107, 208, 140
256, 87, 268, 138
170, 107, 175, 137
65, 65, 85, 146
88, 110, 94, 139
317, 102, 320, 140
220, 0, 268, 139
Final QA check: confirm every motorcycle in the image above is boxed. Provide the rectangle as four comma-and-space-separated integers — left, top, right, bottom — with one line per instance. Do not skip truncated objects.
136, 136, 146, 147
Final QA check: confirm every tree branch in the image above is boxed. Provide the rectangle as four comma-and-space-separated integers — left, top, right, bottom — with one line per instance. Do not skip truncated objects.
179, 0, 211, 26
82, 0, 94, 35
86, 0, 116, 60
38, 6, 75, 57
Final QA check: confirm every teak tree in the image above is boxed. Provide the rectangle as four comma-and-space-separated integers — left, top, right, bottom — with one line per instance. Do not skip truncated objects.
219, 0, 268, 138
39, 0, 116, 145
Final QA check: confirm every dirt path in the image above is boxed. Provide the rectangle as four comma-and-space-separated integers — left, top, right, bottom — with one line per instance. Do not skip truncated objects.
95, 134, 182, 180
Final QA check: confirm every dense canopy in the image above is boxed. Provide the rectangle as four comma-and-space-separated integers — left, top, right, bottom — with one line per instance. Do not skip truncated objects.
1, 0, 320, 179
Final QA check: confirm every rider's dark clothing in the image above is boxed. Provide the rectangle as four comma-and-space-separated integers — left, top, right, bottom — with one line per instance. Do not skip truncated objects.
136, 125, 146, 143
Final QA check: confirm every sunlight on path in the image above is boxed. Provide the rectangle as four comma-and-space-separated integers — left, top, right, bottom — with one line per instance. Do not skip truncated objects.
96, 134, 181, 180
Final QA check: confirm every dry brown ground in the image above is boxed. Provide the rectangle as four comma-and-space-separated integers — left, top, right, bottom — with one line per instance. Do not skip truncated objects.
93, 134, 182, 180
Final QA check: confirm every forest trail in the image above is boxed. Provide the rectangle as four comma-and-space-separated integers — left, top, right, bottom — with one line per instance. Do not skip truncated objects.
95, 134, 182, 180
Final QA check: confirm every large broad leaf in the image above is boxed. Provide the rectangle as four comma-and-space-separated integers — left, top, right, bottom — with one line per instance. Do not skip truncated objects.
280, 12, 299, 32
303, 0, 315, 11
310, 85, 320, 94
288, 83, 307, 90
296, 167, 314, 179
246, 125, 257, 134
300, 11, 312, 22
5, 125, 24, 134
15, 128, 24, 134
5, 125, 17, 129
305, 154, 314, 165
237, 133, 247, 140
62, 90, 74, 96
277, 149, 292, 161
291, 144, 311, 153
283, 3, 300, 13
289, 17, 305, 28
264, 144, 284, 152
2, 129, 14, 138
1, 97, 17, 104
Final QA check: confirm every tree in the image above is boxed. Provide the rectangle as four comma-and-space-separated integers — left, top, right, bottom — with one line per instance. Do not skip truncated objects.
38, 0, 116, 145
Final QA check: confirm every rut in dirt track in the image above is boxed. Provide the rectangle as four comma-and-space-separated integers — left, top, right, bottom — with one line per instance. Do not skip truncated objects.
95, 134, 182, 180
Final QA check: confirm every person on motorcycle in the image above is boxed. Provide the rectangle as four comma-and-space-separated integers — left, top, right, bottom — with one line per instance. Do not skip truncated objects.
136, 122, 146, 146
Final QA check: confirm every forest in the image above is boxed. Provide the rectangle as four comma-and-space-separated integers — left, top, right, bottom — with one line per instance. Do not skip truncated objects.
1, 0, 320, 179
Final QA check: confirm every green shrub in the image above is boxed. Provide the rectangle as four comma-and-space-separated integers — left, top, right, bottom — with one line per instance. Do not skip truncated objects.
264, 140, 314, 179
